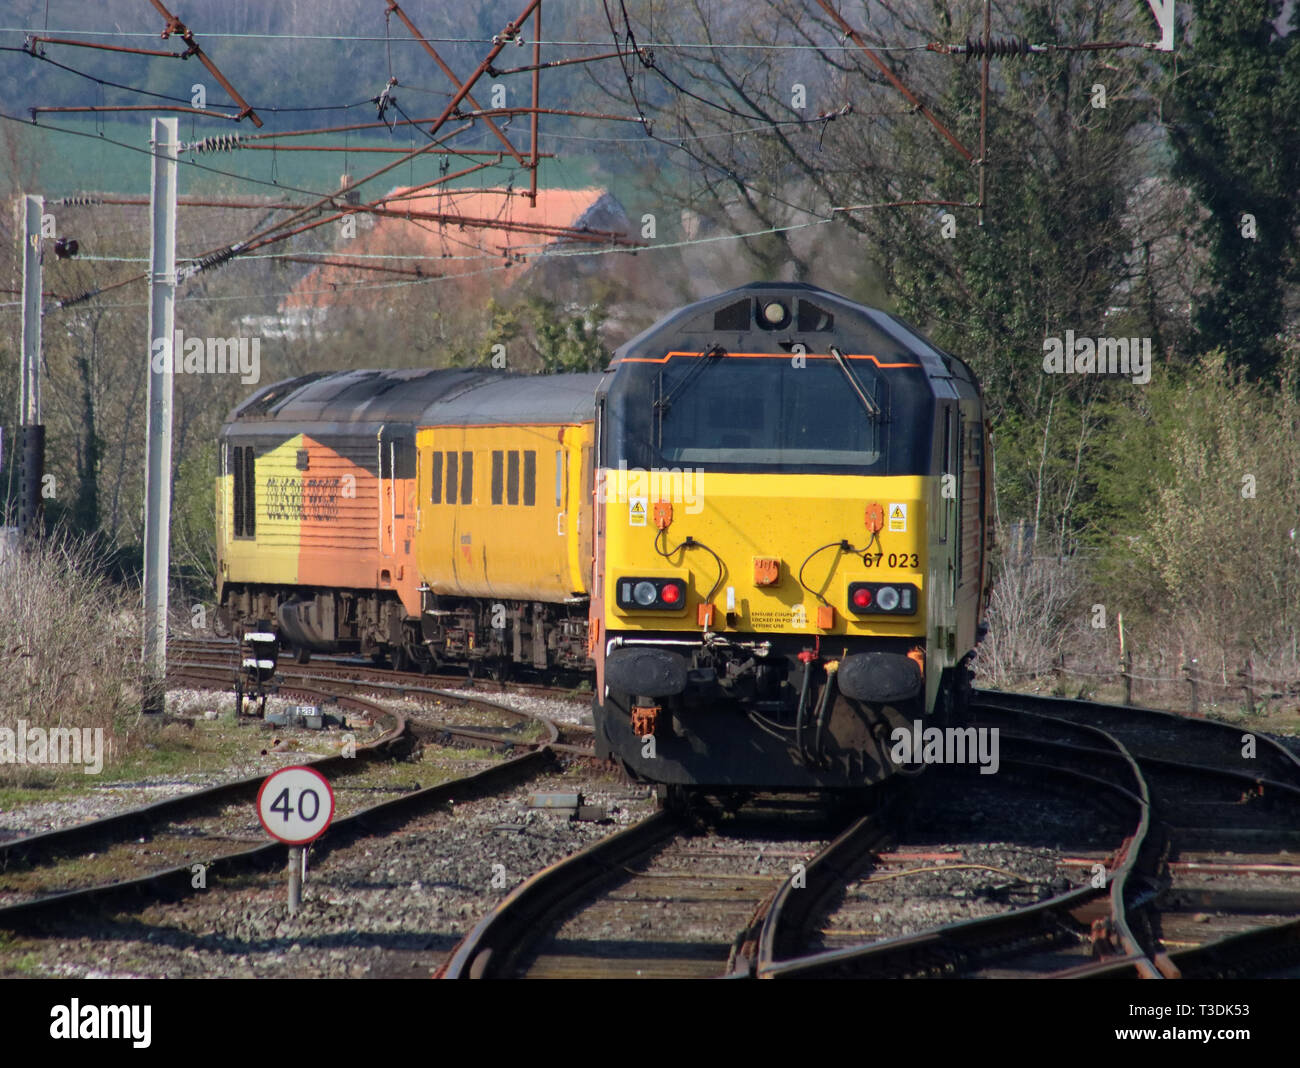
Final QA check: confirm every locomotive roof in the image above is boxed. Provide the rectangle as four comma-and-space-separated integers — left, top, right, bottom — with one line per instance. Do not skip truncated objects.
608, 282, 976, 384
223, 366, 600, 432
225, 367, 507, 426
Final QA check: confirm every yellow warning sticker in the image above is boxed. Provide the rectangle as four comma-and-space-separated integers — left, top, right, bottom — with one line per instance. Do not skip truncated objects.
888, 502, 908, 532
629, 496, 647, 526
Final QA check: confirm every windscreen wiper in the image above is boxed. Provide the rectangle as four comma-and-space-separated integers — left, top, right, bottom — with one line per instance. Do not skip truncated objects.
653, 344, 727, 413
829, 345, 881, 419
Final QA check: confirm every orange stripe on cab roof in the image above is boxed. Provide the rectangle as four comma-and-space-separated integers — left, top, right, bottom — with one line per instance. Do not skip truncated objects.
616, 350, 921, 368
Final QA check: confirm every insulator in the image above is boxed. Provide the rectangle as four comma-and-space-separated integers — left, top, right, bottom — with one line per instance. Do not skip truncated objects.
186, 134, 243, 155
57, 195, 102, 206
57, 288, 100, 309
959, 34, 1036, 60
193, 244, 243, 274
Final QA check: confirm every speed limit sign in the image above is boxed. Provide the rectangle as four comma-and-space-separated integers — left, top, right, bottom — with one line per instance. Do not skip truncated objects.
257, 766, 335, 845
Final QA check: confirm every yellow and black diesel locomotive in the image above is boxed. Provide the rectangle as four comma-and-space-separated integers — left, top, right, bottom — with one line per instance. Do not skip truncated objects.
590, 283, 991, 788
216, 282, 992, 789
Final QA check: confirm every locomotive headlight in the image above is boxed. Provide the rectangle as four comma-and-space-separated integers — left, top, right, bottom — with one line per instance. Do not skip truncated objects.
618, 576, 689, 611
761, 300, 787, 325
848, 581, 919, 616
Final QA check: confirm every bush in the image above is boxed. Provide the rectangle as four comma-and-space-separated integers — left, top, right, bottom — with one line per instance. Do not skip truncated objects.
976, 524, 1087, 687
0, 533, 138, 782
1131, 349, 1300, 663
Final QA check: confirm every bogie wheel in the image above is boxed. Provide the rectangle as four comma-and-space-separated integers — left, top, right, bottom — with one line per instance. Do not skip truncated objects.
295, 646, 311, 665
656, 784, 693, 814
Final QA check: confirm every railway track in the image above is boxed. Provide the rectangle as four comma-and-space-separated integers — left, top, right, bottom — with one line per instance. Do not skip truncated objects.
46, 641, 1293, 978
443, 739, 1146, 981
445, 689, 1300, 979
440, 794, 882, 979
749, 721, 1156, 978
170, 638, 596, 756
968, 692, 1300, 978
170, 637, 586, 701
0, 671, 563, 930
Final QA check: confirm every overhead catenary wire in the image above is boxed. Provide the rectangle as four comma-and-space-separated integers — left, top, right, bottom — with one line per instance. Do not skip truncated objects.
15, 4, 915, 253
599, 0, 831, 224
169, 6, 547, 284
0, 260, 523, 316
7, 208, 968, 319
0, 109, 337, 199
5, 43, 381, 115
4, 0, 1018, 322
0, 26, 944, 50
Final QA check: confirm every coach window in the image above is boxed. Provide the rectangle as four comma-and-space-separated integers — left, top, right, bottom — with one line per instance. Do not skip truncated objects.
554, 450, 563, 507
507, 450, 520, 505
523, 451, 536, 506
232, 446, 246, 536
444, 451, 458, 505
430, 451, 443, 504
393, 439, 406, 517
460, 451, 473, 505
491, 450, 504, 505
245, 447, 256, 537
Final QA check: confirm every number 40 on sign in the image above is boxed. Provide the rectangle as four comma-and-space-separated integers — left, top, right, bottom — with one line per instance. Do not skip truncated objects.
257, 765, 334, 917
257, 765, 335, 844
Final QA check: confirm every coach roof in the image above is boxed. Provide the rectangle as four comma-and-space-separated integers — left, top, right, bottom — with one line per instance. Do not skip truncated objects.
225, 367, 509, 426
420, 372, 602, 427
224, 367, 601, 431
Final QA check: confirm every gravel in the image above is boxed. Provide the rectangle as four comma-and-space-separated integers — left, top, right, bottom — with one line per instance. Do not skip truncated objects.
809, 773, 1123, 953
0, 689, 385, 844
402, 684, 594, 727
2, 760, 655, 979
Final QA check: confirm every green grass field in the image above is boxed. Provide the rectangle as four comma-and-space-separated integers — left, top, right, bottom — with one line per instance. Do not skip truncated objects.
15, 115, 652, 210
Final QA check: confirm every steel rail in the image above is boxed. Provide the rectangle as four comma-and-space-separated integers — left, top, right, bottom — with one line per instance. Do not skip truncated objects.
973, 689, 1300, 780
971, 697, 1300, 978
0, 683, 405, 870
169, 659, 567, 749
755, 724, 1156, 979
740, 809, 891, 976
440, 809, 679, 978
0, 748, 554, 929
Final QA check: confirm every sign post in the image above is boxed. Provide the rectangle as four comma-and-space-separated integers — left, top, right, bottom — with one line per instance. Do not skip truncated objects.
257, 766, 335, 917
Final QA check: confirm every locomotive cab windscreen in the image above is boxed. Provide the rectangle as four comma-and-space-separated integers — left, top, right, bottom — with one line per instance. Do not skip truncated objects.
603, 347, 933, 476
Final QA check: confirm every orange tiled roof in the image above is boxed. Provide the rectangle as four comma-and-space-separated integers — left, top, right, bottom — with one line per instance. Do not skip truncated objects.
280, 186, 621, 312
